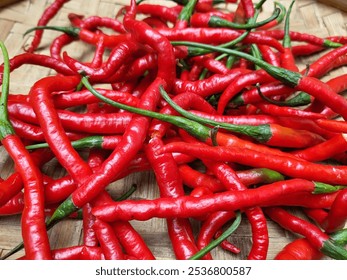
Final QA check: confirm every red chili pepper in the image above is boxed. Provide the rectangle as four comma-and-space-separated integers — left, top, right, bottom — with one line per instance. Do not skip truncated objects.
197, 211, 235, 259
29, 75, 92, 184
161, 141, 347, 185
279, 1, 298, 72
8, 100, 133, 135
304, 208, 329, 227
174, 42, 347, 121
256, 29, 342, 48
93, 218, 125, 260
132, 3, 182, 24
190, 11, 234, 27
315, 118, 347, 134
164, 28, 285, 52
47, 0, 177, 227
291, 133, 347, 162
52, 88, 139, 109
202, 160, 269, 260
62, 39, 140, 81
214, 229, 240, 254
0, 53, 74, 83
275, 238, 323, 260
91, 178, 339, 222
161, 87, 325, 149
50, 34, 75, 60
24, 0, 70, 53
228, 44, 347, 106
174, 68, 249, 97
0, 42, 51, 259
145, 137, 199, 259
0, 192, 24, 216
322, 189, 347, 233
265, 207, 347, 260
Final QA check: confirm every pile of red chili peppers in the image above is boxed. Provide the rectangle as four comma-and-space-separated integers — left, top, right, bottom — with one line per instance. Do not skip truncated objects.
0, 0, 347, 260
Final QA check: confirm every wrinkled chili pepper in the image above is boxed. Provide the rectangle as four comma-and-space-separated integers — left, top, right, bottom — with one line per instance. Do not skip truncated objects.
0, 41, 51, 259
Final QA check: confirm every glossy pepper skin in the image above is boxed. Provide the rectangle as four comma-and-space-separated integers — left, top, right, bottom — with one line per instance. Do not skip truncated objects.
91, 179, 338, 221
0, 42, 51, 260
47, 0, 177, 227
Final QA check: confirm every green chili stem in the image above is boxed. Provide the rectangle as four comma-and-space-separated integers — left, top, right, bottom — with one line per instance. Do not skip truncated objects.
116, 184, 137, 201
177, 0, 198, 23
0, 41, 15, 139
24, 26, 80, 38
189, 211, 242, 260
209, 7, 281, 30
26, 136, 105, 150
330, 228, 347, 247
171, 40, 302, 87
313, 182, 345, 194
321, 239, 347, 260
81, 76, 211, 141
159, 86, 273, 143
187, 1, 267, 56
257, 85, 311, 107
283, 0, 295, 48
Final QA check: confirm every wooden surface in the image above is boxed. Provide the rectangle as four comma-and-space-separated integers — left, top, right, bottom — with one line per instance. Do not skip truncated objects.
0, 0, 346, 260
318, 0, 347, 12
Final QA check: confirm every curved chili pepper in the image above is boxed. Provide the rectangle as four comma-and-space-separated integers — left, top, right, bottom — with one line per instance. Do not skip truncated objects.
174, 68, 249, 97
93, 218, 125, 260
132, 3, 182, 24
50, 33, 75, 60
203, 160, 268, 260
322, 188, 347, 233
255, 103, 325, 120
145, 137, 199, 259
24, 25, 131, 49
315, 118, 347, 134
24, 0, 70, 53
197, 211, 235, 259
214, 229, 241, 254
275, 238, 323, 260
62, 39, 140, 81
190, 11, 234, 27
291, 133, 347, 162
189, 211, 242, 260
0, 192, 24, 216
0, 53, 74, 83
265, 207, 347, 260
29, 75, 92, 185
52, 88, 139, 109
0, 41, 51, 259
256, 29, 342, 48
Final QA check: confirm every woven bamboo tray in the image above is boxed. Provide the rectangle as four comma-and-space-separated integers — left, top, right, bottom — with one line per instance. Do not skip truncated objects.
0, 0, 346, 260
